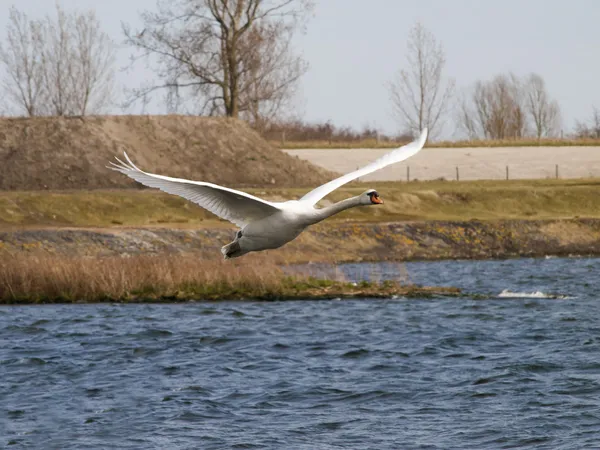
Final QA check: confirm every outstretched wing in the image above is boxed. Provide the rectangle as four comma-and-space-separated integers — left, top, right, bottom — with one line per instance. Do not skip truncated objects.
108, 153, 282, 228
299, 128, 428, 206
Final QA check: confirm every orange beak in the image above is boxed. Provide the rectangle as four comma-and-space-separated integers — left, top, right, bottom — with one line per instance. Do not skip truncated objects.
372, 195, 384, 204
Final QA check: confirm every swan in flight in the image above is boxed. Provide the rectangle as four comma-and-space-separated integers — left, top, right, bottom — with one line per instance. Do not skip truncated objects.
109, 128, 428, 259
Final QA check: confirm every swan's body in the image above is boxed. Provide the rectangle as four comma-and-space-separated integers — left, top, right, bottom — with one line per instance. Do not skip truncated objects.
109, 128, 428, 258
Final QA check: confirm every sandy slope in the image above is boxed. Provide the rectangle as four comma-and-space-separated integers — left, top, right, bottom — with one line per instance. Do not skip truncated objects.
0, 115, 334, 190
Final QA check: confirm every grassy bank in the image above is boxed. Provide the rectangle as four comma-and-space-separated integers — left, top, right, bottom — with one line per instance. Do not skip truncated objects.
1, 179, 599, 268
0, 254, 459, 304
273, 138, 600, 149
1, 178, 599, 228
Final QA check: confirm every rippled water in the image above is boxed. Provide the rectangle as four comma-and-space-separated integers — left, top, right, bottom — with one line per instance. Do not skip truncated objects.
2, 257, 600, 449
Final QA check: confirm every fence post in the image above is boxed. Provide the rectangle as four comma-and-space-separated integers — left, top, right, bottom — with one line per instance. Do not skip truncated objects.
281, 131, 286, 146
506, 165, 509, 180
456, 166, 459, 181
556, 164, 559, 179
407, 166, 410, 182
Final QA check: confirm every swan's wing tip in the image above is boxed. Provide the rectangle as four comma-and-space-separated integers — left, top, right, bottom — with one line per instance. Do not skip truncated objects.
122, 152, 141, 171
107, 152, 143, 173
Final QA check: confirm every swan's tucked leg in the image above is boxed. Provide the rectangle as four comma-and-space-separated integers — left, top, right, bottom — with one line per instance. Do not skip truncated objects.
221, 240, 243, 259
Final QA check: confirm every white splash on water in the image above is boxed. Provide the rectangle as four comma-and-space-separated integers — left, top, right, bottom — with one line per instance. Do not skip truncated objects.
497, 289, 571, 299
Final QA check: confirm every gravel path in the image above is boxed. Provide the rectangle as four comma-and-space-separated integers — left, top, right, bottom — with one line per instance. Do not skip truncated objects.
284, 146, 600, 181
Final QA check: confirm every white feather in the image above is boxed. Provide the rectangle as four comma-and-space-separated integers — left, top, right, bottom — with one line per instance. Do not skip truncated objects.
107, 153, 282, 228
108, 129, 428, 258
299, 128, 428, 205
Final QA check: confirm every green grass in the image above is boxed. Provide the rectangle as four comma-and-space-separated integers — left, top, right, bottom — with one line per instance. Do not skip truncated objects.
0, 190, 214, 228
327, 178, 600, 222
0, 178, 599, 229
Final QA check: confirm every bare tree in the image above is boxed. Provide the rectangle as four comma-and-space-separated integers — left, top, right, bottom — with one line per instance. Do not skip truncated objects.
524, 73, 561, 139
41, 4, 115, 116
590, 107, 600, 138
0, 7, 45, 116
0, 4, 115, 117
122, 0, 312, 123
459, 73, 528, 140
457, 89, 479, 140
237, 21, 306, 130
41, 5, 72, 116
71, 8, 115, 115
388, 22, 454, 139
575, 106, 600, 139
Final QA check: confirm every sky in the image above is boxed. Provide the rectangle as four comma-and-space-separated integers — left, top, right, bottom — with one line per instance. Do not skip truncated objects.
0, 0, 599, 138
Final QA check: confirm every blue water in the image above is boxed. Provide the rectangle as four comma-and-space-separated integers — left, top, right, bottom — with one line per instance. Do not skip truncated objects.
2, 257, 600, 449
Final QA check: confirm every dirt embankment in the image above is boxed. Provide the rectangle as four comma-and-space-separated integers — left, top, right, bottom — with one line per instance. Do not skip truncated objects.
2, 219, 600, 263
0, 115, 334, 190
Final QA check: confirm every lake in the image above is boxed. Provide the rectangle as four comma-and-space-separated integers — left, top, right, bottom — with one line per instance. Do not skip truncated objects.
2, 257, 600, 449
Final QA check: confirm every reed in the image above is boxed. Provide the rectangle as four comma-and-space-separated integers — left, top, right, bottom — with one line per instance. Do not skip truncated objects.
0, 254, 291, 303
0, 254, 454, 304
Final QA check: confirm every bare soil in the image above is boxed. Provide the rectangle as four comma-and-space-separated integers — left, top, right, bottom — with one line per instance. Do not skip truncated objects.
2, 219, 600, 263
0, 115, 334, 190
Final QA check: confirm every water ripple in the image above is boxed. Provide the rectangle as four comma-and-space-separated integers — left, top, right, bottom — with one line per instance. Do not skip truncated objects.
2, 257, 600, 449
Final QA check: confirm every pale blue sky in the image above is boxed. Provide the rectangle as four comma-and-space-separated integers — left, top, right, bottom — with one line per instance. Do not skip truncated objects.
1, 0, 598, 137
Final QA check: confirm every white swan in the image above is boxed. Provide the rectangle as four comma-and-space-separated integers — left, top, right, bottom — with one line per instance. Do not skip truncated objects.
109, 128, 428, 258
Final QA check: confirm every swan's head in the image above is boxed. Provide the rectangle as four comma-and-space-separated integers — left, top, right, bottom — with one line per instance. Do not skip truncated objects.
361, 189, 384, 205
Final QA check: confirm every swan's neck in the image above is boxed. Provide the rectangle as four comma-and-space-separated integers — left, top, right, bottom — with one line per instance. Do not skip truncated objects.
311, 196, 362, 224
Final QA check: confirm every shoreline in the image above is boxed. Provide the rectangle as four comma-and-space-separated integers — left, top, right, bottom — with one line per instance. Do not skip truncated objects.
2, 218, 600, 263
1, 218, 598, 304
0, 285, 463, 305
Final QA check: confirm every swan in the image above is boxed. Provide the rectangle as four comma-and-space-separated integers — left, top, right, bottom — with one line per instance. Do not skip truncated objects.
108, 128, 428, 259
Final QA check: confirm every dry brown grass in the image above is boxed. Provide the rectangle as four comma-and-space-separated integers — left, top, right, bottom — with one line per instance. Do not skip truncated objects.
0, 254, 293, 303
0, 253, 455, 303
274, 137, 600, 149
0, 115, 334, 190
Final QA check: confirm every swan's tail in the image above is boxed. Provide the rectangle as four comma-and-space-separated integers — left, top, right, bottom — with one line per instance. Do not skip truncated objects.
221, 241, 243, 259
